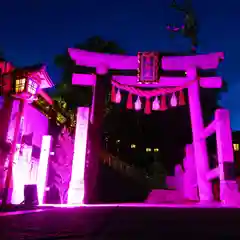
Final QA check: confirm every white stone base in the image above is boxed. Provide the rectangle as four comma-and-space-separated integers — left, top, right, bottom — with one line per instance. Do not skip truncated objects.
145, 189, 184, 204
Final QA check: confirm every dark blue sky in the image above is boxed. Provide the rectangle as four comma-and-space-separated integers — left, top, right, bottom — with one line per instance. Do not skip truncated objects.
1, 0, 240, 129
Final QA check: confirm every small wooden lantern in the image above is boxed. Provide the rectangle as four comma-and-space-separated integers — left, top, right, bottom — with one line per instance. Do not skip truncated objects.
12, 71, 40, 100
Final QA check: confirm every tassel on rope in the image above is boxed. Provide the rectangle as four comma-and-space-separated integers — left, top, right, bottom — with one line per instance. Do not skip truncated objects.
145, 97, 151, 114
127, 93, 133, 109
160, 94, 167, 111
170, 92, 177, 107
115, 89, 121, 103
179, 90, 186, 106
135, 96, 142, 111
152, 96, 160, 111
111, 85, 116, 102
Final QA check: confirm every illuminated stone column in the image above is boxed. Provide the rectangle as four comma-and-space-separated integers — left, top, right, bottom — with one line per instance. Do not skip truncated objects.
68, 107, 90, 204
37, 135, 52, 205
215, 109, 238, 203
183, 144, 198, 201
187, 67, 213, 202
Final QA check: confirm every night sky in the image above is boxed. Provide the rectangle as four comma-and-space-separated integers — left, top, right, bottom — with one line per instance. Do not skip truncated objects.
1, 0, 240, 129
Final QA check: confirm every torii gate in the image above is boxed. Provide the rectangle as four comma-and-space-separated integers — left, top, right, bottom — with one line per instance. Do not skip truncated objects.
68, 49, 237, 205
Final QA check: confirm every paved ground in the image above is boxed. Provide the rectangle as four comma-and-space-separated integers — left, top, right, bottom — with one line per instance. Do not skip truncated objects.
0, 205, 240, 239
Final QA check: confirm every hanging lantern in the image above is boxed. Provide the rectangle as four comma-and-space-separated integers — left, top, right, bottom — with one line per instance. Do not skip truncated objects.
152, 96, 160, 111
115, 89, 121, 103
170, 93, 177, 107
12, 71, 40, 101
135, 96, 142, 111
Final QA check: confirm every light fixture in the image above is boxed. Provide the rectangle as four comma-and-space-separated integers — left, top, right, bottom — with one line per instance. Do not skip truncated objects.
24, 184, 39, 207
233, 143, 239, 151
116, 139, 120, 144
12, 73, 40, 101
146, 148, 152, 152
154, 148, 159, 152
131, 144, 136, 149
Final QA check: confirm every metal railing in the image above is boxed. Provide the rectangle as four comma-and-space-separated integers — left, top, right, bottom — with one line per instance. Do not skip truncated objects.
100, 150, 166, 188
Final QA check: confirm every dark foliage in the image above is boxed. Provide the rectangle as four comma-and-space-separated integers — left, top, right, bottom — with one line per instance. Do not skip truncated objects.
51, 35, 227, 175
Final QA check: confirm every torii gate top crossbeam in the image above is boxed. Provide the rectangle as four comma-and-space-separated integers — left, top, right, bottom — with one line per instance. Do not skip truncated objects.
69, 49, 224, 88
68, 48, 224, 71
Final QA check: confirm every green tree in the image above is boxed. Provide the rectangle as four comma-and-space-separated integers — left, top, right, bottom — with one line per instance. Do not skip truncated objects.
168, 0, 228, 124
52, 36, 125, 110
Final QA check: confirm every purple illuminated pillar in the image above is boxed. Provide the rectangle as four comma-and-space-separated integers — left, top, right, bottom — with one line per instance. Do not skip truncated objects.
2, 99, 25, 206
183, 144, 198, 201
187, 67, 213, 202
215, 109, 238, 203
68, 107, 90, 204
85, 64, 110, 204
37, 135, 52, 205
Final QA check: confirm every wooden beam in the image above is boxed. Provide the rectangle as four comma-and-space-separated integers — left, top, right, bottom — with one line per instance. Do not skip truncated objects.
73, 65, 217, 78
72, 73, 96, 86
72, 73, 222, 88
200, 77, 222, 88
206, 167, 219, 181
68, 48, 138, 70
69, 48, 224, 71
162, 52, 224, 71
201, 120, 217, 139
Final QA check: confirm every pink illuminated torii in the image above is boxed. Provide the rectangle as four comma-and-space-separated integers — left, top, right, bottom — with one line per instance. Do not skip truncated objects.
68, 49, 238, 204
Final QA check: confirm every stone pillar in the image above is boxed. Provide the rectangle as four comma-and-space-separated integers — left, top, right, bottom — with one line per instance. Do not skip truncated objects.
174, 164, 184, 194
183, 144, 198, 201
0, 97, 13, 196
85, 64, 110, 204
68, 107, 89, 205
215, 109, 238, 203
187, 67, 213, 202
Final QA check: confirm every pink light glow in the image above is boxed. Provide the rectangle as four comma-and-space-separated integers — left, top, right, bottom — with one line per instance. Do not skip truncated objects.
39, 202, 239, 209
68, 107, 89, 204
11, 144, 23, 204
7, 100, 25, 204
37, 135, 52, 205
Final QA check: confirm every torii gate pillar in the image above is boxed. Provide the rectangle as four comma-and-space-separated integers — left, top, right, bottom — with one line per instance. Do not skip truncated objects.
85, 64, 111, 204
187, 67, 213, 202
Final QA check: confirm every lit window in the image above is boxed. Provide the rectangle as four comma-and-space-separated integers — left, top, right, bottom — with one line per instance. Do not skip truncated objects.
154, 148, 159, 152
233, 143, 239, 151
15, 78, 26, 93
146, 148, 151, 152
27, 79, 38, 95
131, 144, 136, 149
